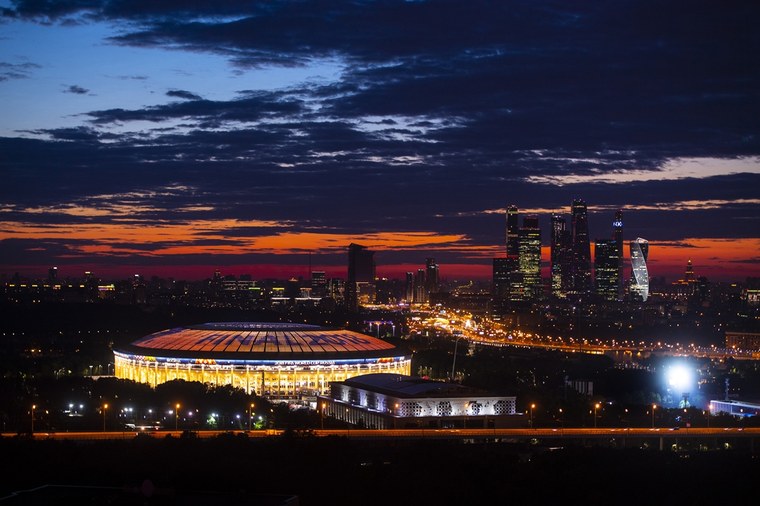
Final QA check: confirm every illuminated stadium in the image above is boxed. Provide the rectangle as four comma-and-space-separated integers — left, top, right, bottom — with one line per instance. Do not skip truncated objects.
114, 322, 412, 400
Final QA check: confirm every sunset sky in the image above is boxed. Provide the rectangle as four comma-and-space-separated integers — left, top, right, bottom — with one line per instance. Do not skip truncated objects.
1, 1, 759, 283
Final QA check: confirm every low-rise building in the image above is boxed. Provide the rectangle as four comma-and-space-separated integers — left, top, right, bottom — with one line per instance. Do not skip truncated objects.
317, 373, 521, 429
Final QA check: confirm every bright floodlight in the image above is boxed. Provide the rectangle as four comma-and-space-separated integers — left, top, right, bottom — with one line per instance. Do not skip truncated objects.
666, 363, 693, 393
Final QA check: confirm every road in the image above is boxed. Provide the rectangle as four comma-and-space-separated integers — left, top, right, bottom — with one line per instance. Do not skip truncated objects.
4, 426, 758, 441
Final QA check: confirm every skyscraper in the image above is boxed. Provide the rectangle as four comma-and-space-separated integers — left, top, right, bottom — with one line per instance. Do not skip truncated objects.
519, 215, 542, 300
414, 268, 426, 304
570, 199, 592, 295
629, 238, 649, 302
346, 243, 376, 311
492, 258, 511, 298
405, 271, 414, 303
613, 210, 624, 300
424, 257, 439, 299
594, 239, 619, 301
550, 214, 570, 298
505, 205, 522, 300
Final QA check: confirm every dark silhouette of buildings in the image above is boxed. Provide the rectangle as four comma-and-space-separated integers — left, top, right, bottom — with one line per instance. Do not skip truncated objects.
570, 199, 593, 296
346, 243, 376, 311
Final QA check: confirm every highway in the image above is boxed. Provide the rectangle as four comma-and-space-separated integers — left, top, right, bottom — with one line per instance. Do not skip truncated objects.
4, 426, 758, 442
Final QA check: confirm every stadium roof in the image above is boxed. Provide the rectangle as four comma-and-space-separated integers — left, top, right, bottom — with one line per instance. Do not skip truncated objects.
117, 322, 409, 362
341, 373, 489, 398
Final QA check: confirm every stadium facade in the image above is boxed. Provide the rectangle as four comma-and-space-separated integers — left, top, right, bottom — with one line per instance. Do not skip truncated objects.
114, 322, 412, 400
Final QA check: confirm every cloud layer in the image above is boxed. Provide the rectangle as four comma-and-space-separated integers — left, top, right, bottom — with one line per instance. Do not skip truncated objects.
1, 0, 759, 281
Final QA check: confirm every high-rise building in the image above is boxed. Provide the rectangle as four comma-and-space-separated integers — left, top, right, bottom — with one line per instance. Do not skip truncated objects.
518, 215, 542, 300
346, 243, 376, 311
405, 272, 414, 303
505, 205, 522, 301
424, 258, 439, 299
629, 238, 649, 302
550, 214, 570, 298
311, 271, 327, 298
328, 277, 345, 303
492, 258, 511, 298
506, 205, 520, 259
612, 210, 624, 300
570, 199, 592, 295
594, 239, 619, 301
414, 269, 426, 304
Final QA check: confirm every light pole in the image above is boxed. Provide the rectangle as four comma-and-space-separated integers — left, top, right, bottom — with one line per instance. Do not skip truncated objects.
102, 403, 108, 432
594, 403, 600, 428
31, 404, 36, 434
558, 407, 563, 428
450, 336, 463, 382
248, 403, 255, 431
175, 403, 180, 431
321, 402, 326, 430
529, 403, 535, 428
651, 403, 656, 428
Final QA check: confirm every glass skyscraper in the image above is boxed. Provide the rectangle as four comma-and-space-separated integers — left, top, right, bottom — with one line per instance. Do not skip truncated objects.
570, 199, 592, 295
613, 210, 624, 300
629, 237, 649, 302
594, 239, 619, 301
550, 214, 570, 298
519, 215, 542, 300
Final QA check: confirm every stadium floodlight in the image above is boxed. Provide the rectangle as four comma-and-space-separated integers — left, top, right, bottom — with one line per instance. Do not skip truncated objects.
666, 363, 693, 408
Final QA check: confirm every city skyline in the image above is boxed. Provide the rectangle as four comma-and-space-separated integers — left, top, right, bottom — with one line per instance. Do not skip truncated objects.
1, 1, 759, 283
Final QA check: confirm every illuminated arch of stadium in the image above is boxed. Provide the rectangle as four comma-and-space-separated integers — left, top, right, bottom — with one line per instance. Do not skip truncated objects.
114, 322, 412, 400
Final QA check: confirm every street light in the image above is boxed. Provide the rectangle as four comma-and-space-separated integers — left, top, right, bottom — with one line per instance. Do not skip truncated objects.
450, 335, 463, 382
651, 403, 656, 428
321, 402, 326, 430
558, 407, 563, 428
31, 404, 36, 434
102, 403, 108, 432
248, 403, 255, 431
594, 403, 600, 428
175, 403, 180, 431
529, 403, 536, 428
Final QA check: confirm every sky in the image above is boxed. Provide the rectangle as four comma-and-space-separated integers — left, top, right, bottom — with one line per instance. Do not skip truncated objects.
1, 0, 759, 284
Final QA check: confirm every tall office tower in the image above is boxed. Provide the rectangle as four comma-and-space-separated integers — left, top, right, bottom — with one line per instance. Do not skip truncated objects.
492, 258, 511, 298
518, 215, 542, 300
491, 257, 511, 317
612, 210, 624, 300
550, 214, 570, 298
570, 198, 592, 295
594, 239, 619, 301
506, 205, 520, 259
505, 205, 522, 300
424, 257, 440, 298
346, 243, 376, 311
405, 272, 415, 303
328, 277, 345, 303
413, 268, 426, 304
311, 270, 327, 298
629, 238, 649, 302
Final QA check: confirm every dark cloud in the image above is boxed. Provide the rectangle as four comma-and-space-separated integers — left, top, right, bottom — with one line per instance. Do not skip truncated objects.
166, 89, 202, 100
2, 1, 760, 280
64, 84, 89, 94
0, 61, 40, 81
